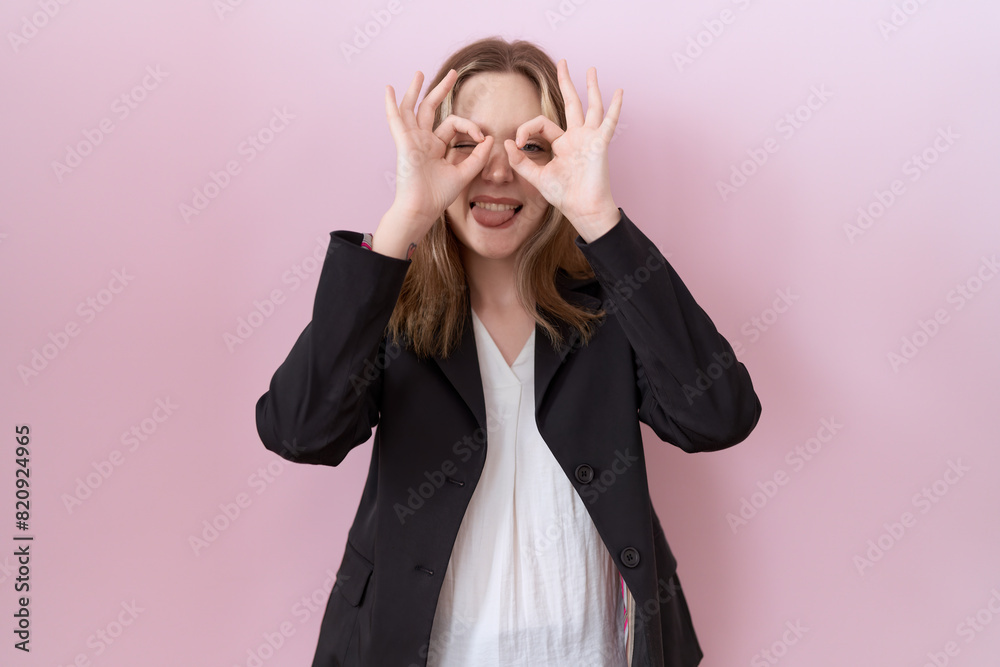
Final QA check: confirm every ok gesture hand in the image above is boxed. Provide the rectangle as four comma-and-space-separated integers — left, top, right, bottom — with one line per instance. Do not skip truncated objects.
504, 60, 623, 242
383, 69, 493, 236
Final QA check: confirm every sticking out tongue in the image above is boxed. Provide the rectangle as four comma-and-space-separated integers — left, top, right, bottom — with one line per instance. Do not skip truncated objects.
471, 203, 521, 227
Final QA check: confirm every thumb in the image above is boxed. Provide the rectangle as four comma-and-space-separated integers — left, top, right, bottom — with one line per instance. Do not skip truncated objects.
504, 139, 541, 188
455, 135, 494, 183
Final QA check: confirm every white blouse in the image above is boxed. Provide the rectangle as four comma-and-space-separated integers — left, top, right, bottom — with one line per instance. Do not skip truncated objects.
426, 308, 627, 667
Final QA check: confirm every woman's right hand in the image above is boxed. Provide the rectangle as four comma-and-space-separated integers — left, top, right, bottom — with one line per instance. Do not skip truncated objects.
379, 69, 493, 248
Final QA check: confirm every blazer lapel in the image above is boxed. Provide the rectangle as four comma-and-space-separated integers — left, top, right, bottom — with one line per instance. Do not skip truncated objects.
432, 269, 603, 433
535, 271, 602, 412
432, 313, 488, 432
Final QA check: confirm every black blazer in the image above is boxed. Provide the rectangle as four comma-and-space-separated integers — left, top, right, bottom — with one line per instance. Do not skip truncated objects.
255, 208, 761, 667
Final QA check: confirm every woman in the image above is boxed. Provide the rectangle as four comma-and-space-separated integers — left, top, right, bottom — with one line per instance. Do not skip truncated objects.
256, 36, 761, 667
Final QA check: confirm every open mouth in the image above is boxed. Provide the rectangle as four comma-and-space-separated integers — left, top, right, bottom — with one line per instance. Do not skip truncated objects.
469, 202, 523, 227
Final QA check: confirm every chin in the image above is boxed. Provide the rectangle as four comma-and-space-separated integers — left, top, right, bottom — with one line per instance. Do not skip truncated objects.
458, 232, 522, 260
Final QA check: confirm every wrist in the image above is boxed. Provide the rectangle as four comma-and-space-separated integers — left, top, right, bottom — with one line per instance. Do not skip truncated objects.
572, 204, 621, 244
371, 209, 423, 260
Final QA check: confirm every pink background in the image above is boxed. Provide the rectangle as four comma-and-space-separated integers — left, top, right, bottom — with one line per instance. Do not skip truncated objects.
3, 1, 999, 665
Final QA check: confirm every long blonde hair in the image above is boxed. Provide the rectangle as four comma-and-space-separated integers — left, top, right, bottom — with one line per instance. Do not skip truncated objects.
386, 36, 604, 358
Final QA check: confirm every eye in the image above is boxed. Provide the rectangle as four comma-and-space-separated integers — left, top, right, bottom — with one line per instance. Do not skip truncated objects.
521, 142, 546, 153
452, 143, 476, 150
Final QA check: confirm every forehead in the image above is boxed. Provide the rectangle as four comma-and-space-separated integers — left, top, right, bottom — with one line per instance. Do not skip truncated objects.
452, 72, 543, 127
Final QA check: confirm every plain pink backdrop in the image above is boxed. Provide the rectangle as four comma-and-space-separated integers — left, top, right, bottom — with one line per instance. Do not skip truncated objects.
2, 1, 999, 665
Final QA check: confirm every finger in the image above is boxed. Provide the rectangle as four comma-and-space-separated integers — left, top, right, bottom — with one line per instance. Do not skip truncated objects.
558, 59, 585, 128
583, 67, 605, 128
434, 114, 485, 145
384, 85, 405, 137
454, 135, 494, 183
398, 71, 424, 127
599, 88, 623, 143
416, 69, 457, 131
503, 139, 544, 190
514, 115, 563, 149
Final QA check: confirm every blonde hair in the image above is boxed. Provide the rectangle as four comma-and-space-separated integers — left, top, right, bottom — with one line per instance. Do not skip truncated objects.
386, 36, 604, 358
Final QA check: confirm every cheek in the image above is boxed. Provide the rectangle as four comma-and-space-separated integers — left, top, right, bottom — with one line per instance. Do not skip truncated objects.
525, 190, 549, 216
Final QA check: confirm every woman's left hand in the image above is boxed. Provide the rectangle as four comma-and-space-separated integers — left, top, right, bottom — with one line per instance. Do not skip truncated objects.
504, 59, 623, 242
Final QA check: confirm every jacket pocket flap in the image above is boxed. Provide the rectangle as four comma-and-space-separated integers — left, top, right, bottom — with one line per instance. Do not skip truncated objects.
334, 542, 373, 607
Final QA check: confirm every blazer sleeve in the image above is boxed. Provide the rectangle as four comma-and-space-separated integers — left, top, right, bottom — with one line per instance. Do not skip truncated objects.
254, 231, 411, 466
574, 208, 761, 452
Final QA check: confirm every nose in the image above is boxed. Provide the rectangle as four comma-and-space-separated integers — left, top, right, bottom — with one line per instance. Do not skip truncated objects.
481, 138, 513, 183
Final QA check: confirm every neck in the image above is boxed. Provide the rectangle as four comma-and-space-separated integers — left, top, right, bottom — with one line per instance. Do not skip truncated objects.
461, 249, 525, 315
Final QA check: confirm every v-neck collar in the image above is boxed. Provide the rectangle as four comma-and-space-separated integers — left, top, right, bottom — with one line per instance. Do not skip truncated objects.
470, 308, 534, 386
432, 268, 603, 437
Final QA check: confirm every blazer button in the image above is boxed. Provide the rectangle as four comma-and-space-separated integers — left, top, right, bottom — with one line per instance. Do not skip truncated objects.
575, 464, 594, 484
620, 547, 640, 568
